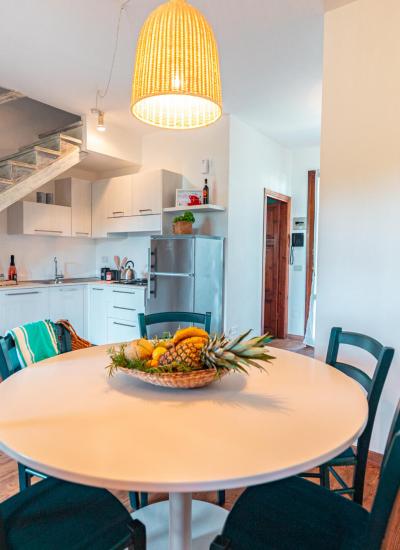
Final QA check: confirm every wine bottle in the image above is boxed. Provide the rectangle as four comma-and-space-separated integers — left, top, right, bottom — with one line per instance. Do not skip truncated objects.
8, 255, 17, 281
203, 178, 209, 205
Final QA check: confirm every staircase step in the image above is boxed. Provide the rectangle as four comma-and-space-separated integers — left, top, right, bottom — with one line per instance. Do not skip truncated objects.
38, 120, 83, 140
33, 146, 62, 157
0, 160, 37, 181
0, 177, 13, 186
59, 133, 82, 145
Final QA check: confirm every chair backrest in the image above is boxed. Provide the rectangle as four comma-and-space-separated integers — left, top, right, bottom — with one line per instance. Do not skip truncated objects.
326, 327, 395, 503
0, 322, 72, 380
138, 311, 212, 338
0, 334, 22, 380
367, 400, 400, 549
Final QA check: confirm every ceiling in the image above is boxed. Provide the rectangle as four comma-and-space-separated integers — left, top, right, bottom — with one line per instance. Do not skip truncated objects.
0, 0, 353, 148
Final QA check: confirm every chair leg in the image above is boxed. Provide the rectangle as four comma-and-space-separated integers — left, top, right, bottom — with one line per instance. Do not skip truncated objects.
18, 463, 31, 491
140, 492, 149, 507
319, 465, 330, 489
217, 490, 226, 506
129, 491, 140, 511
127, 519, 146, 550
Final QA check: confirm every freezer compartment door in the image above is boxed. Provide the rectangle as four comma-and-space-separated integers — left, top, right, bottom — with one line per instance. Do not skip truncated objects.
147, 274, 195, 337
151, 238, 194, 274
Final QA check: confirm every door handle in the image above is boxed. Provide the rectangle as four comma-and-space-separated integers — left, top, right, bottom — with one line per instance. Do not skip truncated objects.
113, 321, 136, 328
34, 229, 63, 234
5, 291, 40, 296
113, 306, 136, 311
152, 272, 194, 278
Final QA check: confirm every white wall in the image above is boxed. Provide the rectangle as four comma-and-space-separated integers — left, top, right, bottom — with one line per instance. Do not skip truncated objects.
289, 146, 320, 336
226, 116, 292, 335
141, 116, 230, 238
0, 209, 96, 280
316, 0, 400, 452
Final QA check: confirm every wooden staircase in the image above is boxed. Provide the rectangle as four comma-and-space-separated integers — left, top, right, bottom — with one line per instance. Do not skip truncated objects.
0, 122, 83, 213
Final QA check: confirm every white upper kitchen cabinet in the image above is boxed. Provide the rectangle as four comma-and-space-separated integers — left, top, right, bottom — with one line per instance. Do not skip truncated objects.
0, 287, 49, 335
131, 169, 182, 216
49, 285, 85, 338
106, 175, 133, 219
91, 169, 182, 237
7, 201, 71, 237
55, 178, 92, 238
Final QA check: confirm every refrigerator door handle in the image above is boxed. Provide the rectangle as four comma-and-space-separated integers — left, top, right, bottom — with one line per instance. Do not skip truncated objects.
152, 272, 194, 278
147, 248, 157, 301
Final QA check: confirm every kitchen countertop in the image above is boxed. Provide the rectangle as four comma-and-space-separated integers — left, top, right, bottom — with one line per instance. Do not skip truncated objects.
0, 279, 147, 291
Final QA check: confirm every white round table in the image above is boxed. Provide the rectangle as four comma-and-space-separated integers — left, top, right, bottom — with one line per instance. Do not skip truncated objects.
0, 345, 368, 550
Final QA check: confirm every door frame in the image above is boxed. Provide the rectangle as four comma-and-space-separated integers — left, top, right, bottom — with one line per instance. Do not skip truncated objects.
305, 170, 316, 332
261, 189, 291, 338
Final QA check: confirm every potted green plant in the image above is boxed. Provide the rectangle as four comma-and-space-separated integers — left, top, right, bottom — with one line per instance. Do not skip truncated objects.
173, 211, 195, 234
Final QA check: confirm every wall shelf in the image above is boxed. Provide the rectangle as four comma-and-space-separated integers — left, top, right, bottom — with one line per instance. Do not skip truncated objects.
163, 204, 225, 214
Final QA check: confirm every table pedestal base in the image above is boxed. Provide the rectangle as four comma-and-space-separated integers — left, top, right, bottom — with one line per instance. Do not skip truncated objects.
132, 496, 228, 550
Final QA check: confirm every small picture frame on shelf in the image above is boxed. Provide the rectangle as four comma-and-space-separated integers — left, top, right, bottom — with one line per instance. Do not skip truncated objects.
176, 189, 203, 207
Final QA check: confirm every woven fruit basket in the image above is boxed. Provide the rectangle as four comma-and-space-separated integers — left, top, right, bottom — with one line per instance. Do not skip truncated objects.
107, 328, 274, 389
118, 367, 225, 389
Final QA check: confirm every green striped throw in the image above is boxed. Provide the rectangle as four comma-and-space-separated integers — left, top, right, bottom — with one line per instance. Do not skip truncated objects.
7, 320, 61, 367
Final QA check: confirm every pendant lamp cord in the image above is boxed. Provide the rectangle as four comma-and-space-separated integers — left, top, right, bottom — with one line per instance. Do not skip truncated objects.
95, 0, 131, 110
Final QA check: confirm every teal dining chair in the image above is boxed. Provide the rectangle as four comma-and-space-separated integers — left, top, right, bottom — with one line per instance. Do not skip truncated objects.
301, 327, 394, 504
211, 399, 400, 550
0, 326, 72, 493
138, 311, 212, 338
0, 476, 146, 549
134, 311, 225, 509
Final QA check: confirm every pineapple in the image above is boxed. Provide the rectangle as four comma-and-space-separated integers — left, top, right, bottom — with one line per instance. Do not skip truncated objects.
158, 330, 274, 373
159, 340, 203, 370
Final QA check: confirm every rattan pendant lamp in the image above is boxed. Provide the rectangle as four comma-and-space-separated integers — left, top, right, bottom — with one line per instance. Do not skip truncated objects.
131, 0, 222, 129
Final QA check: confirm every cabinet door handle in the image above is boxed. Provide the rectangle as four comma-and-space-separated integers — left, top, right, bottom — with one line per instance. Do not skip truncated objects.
112, 211, 124, 215
113, 306, 136, 311
112, 290, 136, 295
139, 209, 152, 212
34, 229, 63, 234
58, 288, 78, 292
113, 321, 136, 328
5, 291, 40, 296
75, 232, 89, 235
92, 288, 104, 291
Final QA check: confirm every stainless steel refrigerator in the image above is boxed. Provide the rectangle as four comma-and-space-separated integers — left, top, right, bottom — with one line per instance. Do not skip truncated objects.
147, 235, 224, 336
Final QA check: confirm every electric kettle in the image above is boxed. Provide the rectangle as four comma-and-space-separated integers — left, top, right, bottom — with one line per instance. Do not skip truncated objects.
121, 260, 135, 281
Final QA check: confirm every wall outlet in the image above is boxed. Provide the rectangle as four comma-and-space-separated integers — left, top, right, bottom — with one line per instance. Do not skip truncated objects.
101, 256, 109, 265
293, 265, 303, 272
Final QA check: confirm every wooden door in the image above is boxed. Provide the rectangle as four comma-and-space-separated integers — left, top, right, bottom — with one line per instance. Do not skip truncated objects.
264, 201, 281, 335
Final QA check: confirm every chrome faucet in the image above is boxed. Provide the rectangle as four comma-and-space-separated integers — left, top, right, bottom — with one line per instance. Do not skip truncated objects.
54, 257, 64, 283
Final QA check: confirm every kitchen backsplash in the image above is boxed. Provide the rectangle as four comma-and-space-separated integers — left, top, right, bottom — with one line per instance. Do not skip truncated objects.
0, 210, 150, 281
95, 235, 150, 279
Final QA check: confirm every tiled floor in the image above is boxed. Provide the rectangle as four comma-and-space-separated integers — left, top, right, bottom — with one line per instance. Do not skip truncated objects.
0, 338, 398, 548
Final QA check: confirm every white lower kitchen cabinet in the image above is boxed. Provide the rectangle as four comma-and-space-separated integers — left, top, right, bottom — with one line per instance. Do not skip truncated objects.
0, 282, 146, 345
0, 288, 49, 334
107, 318, 140, 343
88, 286, 108, 345
49, 286, 85, 338
88, 284, 146, 344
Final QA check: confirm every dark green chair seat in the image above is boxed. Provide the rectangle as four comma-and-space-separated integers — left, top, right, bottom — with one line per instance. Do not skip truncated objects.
214, 477, 369, 550
1, 477, 145, 550
212, 400, 400, 550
